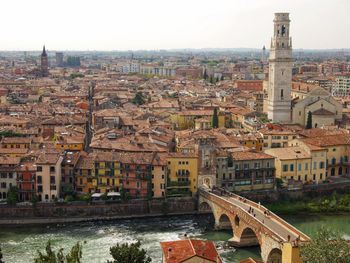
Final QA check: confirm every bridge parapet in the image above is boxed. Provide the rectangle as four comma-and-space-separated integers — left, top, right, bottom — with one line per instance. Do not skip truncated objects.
208, 187, 310, 243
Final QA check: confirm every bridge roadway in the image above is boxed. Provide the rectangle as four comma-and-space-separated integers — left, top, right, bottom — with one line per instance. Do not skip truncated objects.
207, 188, 309, 243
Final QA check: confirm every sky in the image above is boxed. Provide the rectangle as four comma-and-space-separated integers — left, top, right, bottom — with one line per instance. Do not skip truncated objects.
0, 0, 349, 51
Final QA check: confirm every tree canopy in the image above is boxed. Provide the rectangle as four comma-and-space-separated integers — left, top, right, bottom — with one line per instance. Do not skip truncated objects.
132, 92, 146, 105
34, 241, 83, 263
212, 108, 219, 128
7, 186, 18, 205
107, 241, 151, 263
300, 227, 350, 263
306, 111, 313, 129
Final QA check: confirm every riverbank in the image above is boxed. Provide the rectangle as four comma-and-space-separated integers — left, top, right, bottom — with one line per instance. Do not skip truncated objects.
0, 197, 198, 225
265, 193, 350, 214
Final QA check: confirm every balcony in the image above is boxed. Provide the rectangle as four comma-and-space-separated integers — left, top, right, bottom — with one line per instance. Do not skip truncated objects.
167, 181, 190, 188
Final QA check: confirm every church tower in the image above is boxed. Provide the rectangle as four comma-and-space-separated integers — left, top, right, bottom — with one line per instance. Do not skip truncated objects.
41, 45, 49, 77
267, 13, 293, 123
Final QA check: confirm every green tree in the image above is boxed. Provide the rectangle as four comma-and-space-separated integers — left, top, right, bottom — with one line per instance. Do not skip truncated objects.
301, 227, 350, 263
7, 186, 18, 205
132, 93, 145, 105
212, 108, 219, 129
34, 241, 83, 263
0, 245, 4, 263
306, 111, 313, 129
107, 241, 151, 263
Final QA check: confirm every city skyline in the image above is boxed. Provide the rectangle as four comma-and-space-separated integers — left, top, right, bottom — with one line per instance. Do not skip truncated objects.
1, 0, 349, 51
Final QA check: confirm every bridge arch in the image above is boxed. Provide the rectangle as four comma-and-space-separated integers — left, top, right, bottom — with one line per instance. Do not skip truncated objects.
217, 213, 233, 230
236, 226, 260, 247
198, 201, 212, 212
266, 248, 282, 263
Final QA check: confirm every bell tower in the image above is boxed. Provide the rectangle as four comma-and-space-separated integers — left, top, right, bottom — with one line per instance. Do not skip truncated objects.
41, 45, 49, 77
267, 13, 293, 123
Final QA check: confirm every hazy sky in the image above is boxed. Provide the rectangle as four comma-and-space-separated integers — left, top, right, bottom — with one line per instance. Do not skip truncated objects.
1, 0, 349, 51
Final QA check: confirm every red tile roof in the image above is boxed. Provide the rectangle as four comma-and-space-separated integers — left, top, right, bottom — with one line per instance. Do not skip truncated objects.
160, 239, 222, 263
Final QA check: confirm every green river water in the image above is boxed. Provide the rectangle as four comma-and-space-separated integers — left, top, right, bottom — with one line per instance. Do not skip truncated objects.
0, 214, 349, 263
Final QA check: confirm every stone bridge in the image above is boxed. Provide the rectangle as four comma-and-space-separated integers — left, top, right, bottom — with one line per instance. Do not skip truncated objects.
198, 187, 310, 263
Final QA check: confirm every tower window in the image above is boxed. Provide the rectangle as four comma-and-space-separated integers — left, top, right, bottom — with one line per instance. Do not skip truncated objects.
281, 25, 286, 36
281, 89, 284, 100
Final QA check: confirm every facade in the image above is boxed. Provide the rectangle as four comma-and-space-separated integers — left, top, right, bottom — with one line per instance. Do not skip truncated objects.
151, 153, 167, 198
17, 162, 36, 202
332, 73, 350, 96
35, 150, 63, 202
166, 153, 198, 197
0, 156, 20, 201
265, 146, 327, 184
266, 13, 293, 123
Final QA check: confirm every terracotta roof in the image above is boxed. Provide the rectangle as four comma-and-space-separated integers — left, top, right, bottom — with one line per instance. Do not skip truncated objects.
265, 147, 310, 160
160, 239, 222, 263
301, 134, 350, 147
231, 151, 274, 161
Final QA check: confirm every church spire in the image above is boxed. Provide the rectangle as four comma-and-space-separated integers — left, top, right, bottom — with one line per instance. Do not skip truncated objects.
42, 45, 47, 56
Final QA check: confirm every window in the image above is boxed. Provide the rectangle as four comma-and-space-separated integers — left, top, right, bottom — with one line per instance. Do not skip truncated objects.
281, 89, 284, 99
313, 162, 317, 170
305, 163, 308, 170
283, 164, 288, 172
290, 164, 294, 171
298, 163, 302, 171
50, 166, 55, 173
319, 162, 325, 169
37, 176, 42, 184
50, 176, 55, 184
37, 166, 42, 172
331, 158, 336, 165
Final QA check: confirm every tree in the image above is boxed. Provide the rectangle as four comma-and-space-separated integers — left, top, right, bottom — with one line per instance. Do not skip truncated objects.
306, 111, 312, 129
108, 241, 151, 263
34, 241, 83, 263
300, 227, 350, 263
132, 93, 145, 105
7, 186, 18, 205
0, 245, 4, 263
212, 108, 219, 129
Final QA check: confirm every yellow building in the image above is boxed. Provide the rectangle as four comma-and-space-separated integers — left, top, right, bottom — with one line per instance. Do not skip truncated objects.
238, 134, 264, 152
54, 136, 84, 151
91, 152, 122, 193
172, 110, 225, 130
151, 153, 167, 198
166, 153, 198, 196
265, 146, 327, 184
75, 155, 94, 194
1, 137, 32, 149
292, 134, 350, 177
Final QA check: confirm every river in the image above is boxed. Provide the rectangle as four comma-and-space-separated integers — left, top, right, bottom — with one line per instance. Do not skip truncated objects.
0, 214, 349, 263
